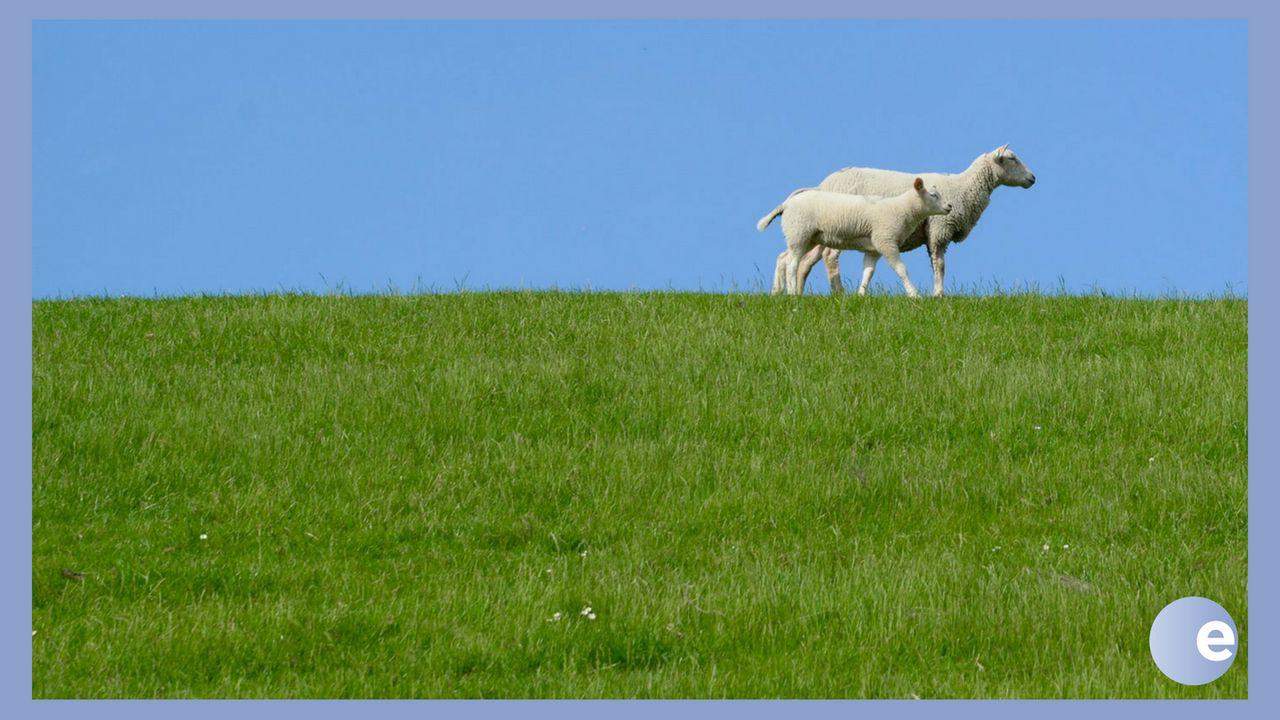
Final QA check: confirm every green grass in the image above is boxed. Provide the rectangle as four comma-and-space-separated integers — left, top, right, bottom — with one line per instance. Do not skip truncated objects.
32, 292, 1247, 698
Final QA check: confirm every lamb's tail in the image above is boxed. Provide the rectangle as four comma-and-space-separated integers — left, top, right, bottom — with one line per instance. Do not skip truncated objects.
756, 203, 786, 232
755, 187, 814, 231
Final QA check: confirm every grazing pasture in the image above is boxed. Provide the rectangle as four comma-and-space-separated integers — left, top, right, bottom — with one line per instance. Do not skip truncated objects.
32, 292, 1247, 698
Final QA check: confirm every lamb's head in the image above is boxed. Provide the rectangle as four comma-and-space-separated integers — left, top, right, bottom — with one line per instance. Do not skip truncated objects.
987, 144, 1036, 188
913, 177, 952, 216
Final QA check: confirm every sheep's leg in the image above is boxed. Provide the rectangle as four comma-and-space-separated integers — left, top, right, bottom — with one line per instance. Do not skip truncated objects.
879, 246, 919, 298
785, 251, 801, 295
857, 253, 879, 296
772, 250, 789, 295
929, 244, 947, 297
823, 248, 845, 294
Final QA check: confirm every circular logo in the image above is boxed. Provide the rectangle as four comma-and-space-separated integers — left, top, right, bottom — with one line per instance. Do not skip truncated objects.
1149, 596, 1238, 685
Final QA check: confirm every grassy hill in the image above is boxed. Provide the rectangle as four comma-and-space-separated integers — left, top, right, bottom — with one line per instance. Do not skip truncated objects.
32, 292, 1247, 698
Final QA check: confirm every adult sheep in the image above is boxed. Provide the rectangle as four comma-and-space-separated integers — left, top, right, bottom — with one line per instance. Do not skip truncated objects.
760, 145, 1036, 296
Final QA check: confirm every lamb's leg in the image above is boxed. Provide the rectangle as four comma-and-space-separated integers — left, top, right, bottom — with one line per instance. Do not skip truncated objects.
796, 246, 825, 292
772, 250, 788, 295
929, 244, 947, 297
822, 248, 845, 295
857, 252, 878, 296
786, 241, 816, 296
880, 246, 919, 298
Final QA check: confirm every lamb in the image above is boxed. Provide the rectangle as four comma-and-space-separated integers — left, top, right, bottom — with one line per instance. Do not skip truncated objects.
762, 145, 1036, 296
758, 177, 952, 297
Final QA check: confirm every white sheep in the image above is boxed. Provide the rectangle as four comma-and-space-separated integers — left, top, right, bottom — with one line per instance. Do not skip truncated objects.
761, 145, 1036, 296
758, 178, 952, 297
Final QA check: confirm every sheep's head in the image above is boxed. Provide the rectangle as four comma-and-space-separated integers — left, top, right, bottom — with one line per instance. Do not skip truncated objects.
988, 144, 1036, 188
914, 177, 952, 216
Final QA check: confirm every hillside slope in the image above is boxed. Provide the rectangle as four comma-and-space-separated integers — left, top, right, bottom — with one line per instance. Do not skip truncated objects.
32, 293, 1248, 698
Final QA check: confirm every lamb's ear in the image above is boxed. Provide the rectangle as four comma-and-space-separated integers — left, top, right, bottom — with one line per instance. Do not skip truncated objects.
994, 144, 1010, 160
913, 177, 924, 191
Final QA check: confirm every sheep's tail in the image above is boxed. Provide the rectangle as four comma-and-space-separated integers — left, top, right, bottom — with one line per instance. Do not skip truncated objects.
756, 187, 814, 231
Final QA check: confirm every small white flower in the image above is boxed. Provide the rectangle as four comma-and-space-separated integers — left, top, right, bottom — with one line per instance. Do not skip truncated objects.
199, 533, 208, 540
581, 605, 592, 616
1063, 544, 1070, 549
587, 613, 597, 621
32, 630, 37, 637
1033, 425, 1042, 431
545, 568, 553, 575
991, 546, 1001, 551
579, 550, 589, 558
548, 612, 562, 622
1042, 544, 1050, 551
1148, 456, 1156, 463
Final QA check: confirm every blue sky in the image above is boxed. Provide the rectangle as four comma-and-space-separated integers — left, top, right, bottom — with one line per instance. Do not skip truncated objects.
33, 21, 1246, 297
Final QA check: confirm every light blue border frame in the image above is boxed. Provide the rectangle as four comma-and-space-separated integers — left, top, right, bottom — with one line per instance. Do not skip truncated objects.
5, 2, 1269, 715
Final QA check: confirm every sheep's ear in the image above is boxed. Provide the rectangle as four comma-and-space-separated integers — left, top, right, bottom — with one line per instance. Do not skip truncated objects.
913, 177, 924, 191
994, 144, 1009, 160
